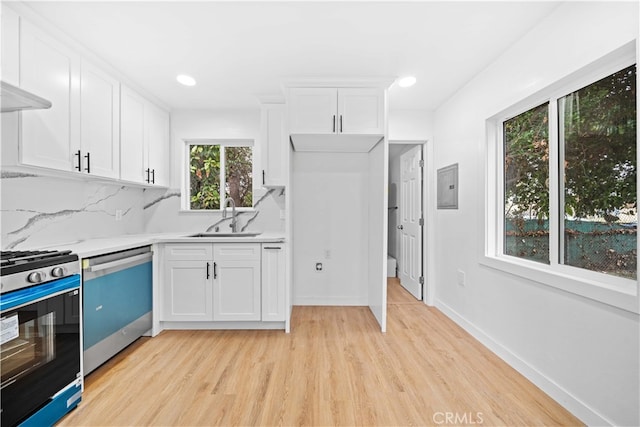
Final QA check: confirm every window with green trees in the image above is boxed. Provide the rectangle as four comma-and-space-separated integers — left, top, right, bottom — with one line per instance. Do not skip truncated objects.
502, 64, 636, 280
188, 143, 253, 210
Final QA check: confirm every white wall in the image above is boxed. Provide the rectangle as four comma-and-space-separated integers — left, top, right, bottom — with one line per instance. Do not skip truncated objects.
432, 2, 639, 426
388, 109, 433, 142
292, 152, 369, 305
143, 109, 286, 235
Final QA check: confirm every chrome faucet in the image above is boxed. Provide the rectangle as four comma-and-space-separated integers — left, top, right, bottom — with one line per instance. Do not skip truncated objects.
222, 198, 238, 232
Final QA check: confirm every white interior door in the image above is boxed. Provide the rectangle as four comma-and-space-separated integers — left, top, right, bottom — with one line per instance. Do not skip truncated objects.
398, 145, 423, 300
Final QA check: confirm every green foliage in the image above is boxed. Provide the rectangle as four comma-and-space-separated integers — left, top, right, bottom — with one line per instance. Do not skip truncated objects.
504, 65, 637, 222
563, 65, 636, 221
225, 146, 253, 208
504, 102, 550, 224
189, 144, 253, 210
190, 145, 221, 210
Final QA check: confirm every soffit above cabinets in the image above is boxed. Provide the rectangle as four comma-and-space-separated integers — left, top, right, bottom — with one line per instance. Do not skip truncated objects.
290, 134, 383, 153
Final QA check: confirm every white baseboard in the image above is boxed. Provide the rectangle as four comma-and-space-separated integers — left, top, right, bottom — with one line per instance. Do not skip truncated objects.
435, 299, 611, 427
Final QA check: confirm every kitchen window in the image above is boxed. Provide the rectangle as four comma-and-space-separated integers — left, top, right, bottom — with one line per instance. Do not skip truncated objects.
484, 44, 638, 312
185, 140, 253, 210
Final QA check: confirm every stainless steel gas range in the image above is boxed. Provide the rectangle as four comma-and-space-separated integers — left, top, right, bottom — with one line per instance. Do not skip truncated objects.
1, 250, 83, 427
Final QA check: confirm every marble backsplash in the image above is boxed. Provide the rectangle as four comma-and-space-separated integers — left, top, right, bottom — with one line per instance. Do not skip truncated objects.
1, 172, 285, 250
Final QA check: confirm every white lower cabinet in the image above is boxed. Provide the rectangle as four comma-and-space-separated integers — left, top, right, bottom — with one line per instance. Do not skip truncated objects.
162, 244, 213, 321
261, 244, 286, 321
212, 244, 261, 321
161, 242, 284, 325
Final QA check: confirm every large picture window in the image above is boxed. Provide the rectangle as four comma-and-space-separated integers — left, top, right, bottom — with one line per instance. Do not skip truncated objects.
496, 61, 637, 286
186, 141, 253, 210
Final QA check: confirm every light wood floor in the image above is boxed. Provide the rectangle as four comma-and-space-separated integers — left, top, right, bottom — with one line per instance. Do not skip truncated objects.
58, 279, 583, 426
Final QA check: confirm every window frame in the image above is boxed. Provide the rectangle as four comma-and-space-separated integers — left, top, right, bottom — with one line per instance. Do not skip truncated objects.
482, 43, 638, 314
182, 138, 255, 212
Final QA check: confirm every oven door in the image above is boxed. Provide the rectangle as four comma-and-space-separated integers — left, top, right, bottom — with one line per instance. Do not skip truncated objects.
1, 275, 81, 427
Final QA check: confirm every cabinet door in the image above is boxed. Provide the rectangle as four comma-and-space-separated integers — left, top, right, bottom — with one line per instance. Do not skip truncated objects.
261, 104, 287, 187
120, 85, 146, 183
261, 244, 286, 321
288, 88, 337, 134
80, 60, 120, 178
213, 244, 261, 321
146, 103, 170, 186
337, 88, 384, 135
2, 6, 19, 86
20, 19, 80, 171
162, 260, 213, 321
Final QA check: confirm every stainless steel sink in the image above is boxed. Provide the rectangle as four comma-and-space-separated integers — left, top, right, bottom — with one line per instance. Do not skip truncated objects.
188, 232, 262, 238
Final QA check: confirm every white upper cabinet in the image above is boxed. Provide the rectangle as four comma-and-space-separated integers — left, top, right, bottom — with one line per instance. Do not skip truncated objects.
4, 11, 169, 185
1, 7, 20, 86
120, 85, 170, 186
120, 86, 147, 183
80, 60, 120, 178
20, 19, 81, 172
288, 88, 338, 134
260, 103, 288, 187
145, 102, 170, 186
338, 88, 385, 135
289, 87, 384, 136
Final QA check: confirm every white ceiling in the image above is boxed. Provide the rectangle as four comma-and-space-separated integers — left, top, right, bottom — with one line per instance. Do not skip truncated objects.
21, 1, 561, 111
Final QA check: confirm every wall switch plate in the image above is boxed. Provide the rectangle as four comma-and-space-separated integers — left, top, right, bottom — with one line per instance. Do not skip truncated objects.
324, 250, 331, 259
115, 209, 123, 221
280, 209, 285, 220
457, 269, 466, 286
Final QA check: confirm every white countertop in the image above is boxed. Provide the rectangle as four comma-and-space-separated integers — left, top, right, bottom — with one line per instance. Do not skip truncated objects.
48, 232, 286, 258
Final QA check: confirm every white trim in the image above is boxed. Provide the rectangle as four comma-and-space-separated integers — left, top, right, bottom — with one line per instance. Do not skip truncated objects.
293, 296, 369, 306
435, 300, 614, 427
483, 42, 639, 314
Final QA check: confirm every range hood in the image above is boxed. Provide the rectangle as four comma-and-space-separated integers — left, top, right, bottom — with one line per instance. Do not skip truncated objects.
1, 81, 52, 112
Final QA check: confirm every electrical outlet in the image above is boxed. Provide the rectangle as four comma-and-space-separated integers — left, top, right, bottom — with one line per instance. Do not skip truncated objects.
315, 262, 323, 272
457, 269, 466, 286
115, 209, 123, 221
280, 209, 286, 220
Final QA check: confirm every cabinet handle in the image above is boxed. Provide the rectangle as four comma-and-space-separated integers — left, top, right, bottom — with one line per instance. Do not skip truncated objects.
262, 170, 266, 185
263, 246, 282, 250
75, 150, 82, 171
145, 168, 150, 183
151, 169, 155, 184
332, 115, 336, 133
84, 152, 91, 173
206, 262, 210, 279
340, 115, 343, 133
213, 262, 217, 279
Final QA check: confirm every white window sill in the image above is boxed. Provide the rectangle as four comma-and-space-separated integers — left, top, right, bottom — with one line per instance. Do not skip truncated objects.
480, 255, 639, 314
178, 208, 257, 214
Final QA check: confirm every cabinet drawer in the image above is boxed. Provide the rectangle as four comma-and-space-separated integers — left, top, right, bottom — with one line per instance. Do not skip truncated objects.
213, 243, 260, 261
163, 243, 213, 261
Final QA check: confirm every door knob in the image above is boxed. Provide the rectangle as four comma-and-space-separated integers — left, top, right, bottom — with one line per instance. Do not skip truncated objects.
397, 225, 403, 230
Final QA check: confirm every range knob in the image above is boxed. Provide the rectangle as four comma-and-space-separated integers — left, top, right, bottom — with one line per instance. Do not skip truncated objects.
51, 267, 65, 278
27, 271, 44, 283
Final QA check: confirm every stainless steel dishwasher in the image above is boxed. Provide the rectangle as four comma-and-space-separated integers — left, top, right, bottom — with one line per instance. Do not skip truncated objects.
82, 246, 153, 375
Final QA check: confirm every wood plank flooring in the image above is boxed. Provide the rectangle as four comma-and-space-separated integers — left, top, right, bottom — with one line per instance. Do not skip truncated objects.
58, 279, 583, 426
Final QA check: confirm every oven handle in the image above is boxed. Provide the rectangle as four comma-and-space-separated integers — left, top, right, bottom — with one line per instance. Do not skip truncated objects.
1, 275, 80, 313
86, 252, 152, 274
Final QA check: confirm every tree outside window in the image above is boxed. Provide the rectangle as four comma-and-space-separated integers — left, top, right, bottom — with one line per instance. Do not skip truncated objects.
189, 143, 253, 210
502, 64, 636, 279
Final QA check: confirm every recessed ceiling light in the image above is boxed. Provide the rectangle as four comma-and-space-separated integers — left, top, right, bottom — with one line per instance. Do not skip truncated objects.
176, 74, 196, 86
397, 76, 417, 88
